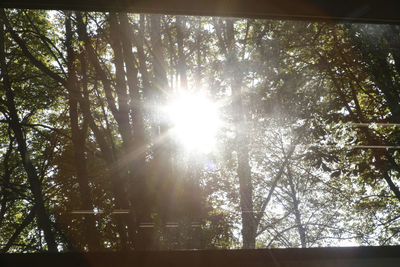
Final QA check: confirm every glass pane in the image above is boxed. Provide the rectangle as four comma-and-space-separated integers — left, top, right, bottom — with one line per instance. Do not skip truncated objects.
0, 9, 400, 252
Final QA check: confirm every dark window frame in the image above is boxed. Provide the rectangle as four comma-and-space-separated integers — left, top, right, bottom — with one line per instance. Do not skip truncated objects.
1, 0, 400, 23
1, 1, 400, 266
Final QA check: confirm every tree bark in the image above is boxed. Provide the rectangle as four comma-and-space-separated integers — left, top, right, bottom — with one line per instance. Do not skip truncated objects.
0, 21, 58, 251
65, 13, 101, 251
286, 167, 307, 248
118, 12, 153, 249
176, 16, 187, 89
223, 18, 256, 249
76, 11, 129, 249
150, 14, 173, 248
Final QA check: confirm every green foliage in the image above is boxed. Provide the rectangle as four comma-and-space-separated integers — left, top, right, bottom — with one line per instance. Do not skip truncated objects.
0, 9, 400, 252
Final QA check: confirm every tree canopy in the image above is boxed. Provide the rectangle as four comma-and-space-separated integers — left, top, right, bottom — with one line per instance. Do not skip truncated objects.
0, 9, 400, 252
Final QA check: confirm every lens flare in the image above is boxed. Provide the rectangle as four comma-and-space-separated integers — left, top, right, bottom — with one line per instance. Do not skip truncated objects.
165, 92, 221, 153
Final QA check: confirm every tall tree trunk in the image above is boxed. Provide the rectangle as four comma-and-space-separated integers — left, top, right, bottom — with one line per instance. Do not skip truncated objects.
0, 137, 13, 227
224, 18, 256, 249
0, 22, 57, 251
108, 13, 133, 147
136, 15, 152, 100
64, 13, 101, 251
79, 78, 129, 249
176, 16, 187, 89
150, 15, 169, 94
76, 12, 129, 249
194, 18, 202, 88
119, 12, 151, 249
286, 167, 306, 248
150, 14, 174, 247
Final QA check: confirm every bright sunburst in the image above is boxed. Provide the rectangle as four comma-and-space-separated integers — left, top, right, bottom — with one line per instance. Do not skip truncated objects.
165, 92, 221, 153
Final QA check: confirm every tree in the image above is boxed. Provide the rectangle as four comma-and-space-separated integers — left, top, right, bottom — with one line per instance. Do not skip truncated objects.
0, 13, 58, 251
1, 8, 400, 251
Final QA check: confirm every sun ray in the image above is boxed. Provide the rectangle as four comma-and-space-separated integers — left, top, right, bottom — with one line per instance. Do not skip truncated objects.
164, 91, 222, 153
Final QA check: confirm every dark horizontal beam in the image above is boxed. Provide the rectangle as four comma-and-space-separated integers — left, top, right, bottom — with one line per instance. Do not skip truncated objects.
1, 0, 400, 23
1, 246, 400, 267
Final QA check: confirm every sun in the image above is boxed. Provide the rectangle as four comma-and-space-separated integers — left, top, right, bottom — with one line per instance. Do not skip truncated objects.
165, 92, 221, 153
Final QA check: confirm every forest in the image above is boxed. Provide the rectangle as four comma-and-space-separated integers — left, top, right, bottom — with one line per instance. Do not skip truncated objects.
0, 9, 400, 252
